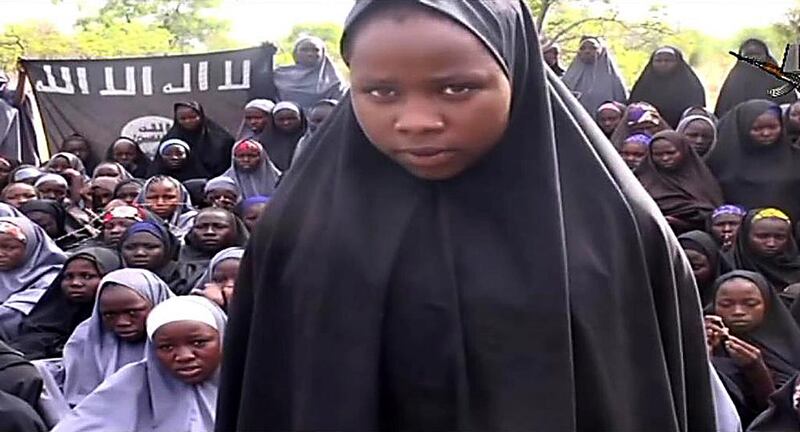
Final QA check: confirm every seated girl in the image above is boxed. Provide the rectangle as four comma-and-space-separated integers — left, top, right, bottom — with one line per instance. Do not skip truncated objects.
62, 268, 173, 406
136, 176, 197, 237
204, 176, 241, 212
0, 183, 36, 208
119, 221, 193, 295
91, 162, 132, 181
267, 101, 307, 170
0, 217, 66, 341
8, 248, 122, 359
678, 230, 727, 306
223, 139, 280, 199
731, 208, 800, 292
113, 179, 143, 206
147, 139, 208, 182
618, 133, 650, 171
192, 247, 244, 312
179, 208, 249, 289
708, 204, 746, 253
104, 137, 149, 178
707, 270, 800, 427
53, 296, 226, 432
636, 130, 723, 234
235, 195, 270, 234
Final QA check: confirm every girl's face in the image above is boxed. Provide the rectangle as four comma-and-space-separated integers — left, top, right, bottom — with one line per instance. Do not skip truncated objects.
789, 103, 800, 129
103, 217, 137, 247
650, 138, 685, 171
153, 321, 221, 384
630, 120, 659, 136
207, 190, 238, 211
112, 140, 138, 166
121, 232, 167, 270
619, 141, 647, 170
683, 249, 713, 287
295, 40, 323, 67
47, 156, 72, 174
63, 139, 90, 162
749, 111, 782, 146
348, 8, 512, 180
273, 109, 302, 133
244, 108, 270, 133
242, 202, 267, 233
163, 146, 188, 171
144, 180, 180, 219
61, 258, 101, 303
192, 209, 237, 253
652, 52, 678, 75
94, 163, 122, 179
27, 211, 59, 238
308, 104, 335, 134
234, 147, 262, 172
578, 41, 599, 64
176, 106, 202, 132
212, 258, 240, 290
682, 119, 714, 157
36, 181, 68, 202
91, 187, 115, 211
714, 278, 766, 334
2, 183, 37, 208
0, 233, 25, 271
748, 217, 791, 257
0, 158, 12, 185
597, 108, 622, 135
98, 284, 153, 342
711, 214, 743, 250
115, 183, 142, 205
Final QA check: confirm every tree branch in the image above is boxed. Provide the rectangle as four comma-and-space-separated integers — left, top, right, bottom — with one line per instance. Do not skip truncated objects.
549, 15, 622, 43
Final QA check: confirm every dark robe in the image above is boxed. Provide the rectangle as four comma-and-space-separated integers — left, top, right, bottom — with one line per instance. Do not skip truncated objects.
118, 220, 195, 295
732, 209, 800, 291
629, 47, 706, 129
257, 102, 307, 171
156, 102, 235, 177
706, 99, 800, 222
0, 340, 42, 408
104, 137, 150, 179
748, 373, 800, 431
178, 210, 250, 290
18, 199, 82, 251
678, 230, 727, 305
710, 271, 800, 391
636, 130, 723, 234
215, 2, 716, 431
7, 247, 122, 360
715, 39, 797, 119
0, 390, 46, 432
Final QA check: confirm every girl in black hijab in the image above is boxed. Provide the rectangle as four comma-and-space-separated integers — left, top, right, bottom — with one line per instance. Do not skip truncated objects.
783, 100, 800, 147
60, 134, 99, 175
678, 230, 726, 306
19, 199, 82, 251
636, 130, 723, 234
609, 101, 671, 148
215, 1, 715, 431
731, 208, 800, 292
264, 101, 307, 170
629, 46, 706, 129
7, 247, 122, 359
707, 271, 800, 427
157, 101, 235, 177
595, 100, 626, 138
118, 221, 193, 295
706, 99, 800, 222
104, 137, 149, 179
715, 39, 798, 118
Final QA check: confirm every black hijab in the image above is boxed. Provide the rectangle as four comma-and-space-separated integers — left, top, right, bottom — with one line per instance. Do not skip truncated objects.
118, 220, 196, 294
678, 230, 726, 305
158, 101, 235, 177
715, 39, 798, 118
259, 101, 307, 171
731, 208, 800, 291
747, 373, 800, 432
636, 130, 723, 233
710, 270, 800, 389
629, 46, 706, 128
215, 1, 715, 431
706, 99, 800, 222
8, 247, 121, 360
18, 199, 82, 251
104, 137, 150, 179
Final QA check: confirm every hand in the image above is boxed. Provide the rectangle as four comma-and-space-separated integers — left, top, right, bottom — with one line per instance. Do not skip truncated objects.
704, 315, 728, 352
201, 282, 234, 309
724, 335, 764, 369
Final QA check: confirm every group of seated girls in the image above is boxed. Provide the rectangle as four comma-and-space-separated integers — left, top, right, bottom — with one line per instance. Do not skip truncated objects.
0, 94, 338, 430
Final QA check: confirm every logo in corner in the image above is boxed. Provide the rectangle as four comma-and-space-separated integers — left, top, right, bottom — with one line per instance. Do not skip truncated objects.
729, 43, 800, 98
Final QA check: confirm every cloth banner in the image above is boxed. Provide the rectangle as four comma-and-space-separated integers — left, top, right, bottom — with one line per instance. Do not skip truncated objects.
21, 45, 277, 160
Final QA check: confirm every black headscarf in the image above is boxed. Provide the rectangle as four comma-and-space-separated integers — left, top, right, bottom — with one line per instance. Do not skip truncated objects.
259, 101, 307, 171
104, 137, 150, 179
636, 130, 723, 233
710, 270, 800, 389
678, 230, 726, 305
17, 199, 82, 251
706, 99, 800, 222
714, 39, 798, 118
629, 46, 706, 128
747, 373, 800, 432
158, 101, 235, 177
731, 208, 800, 291
118, 220, 195, 294
8, 247, 122, 360
215, 1, 715, 431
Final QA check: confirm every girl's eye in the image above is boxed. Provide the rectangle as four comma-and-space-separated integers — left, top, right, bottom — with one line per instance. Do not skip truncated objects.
367, 88, 396, 98
442, 85, 473, 96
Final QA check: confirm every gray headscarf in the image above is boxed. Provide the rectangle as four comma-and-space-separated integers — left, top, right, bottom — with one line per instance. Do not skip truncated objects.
273, 36, 345, 109
676, 114, 718, 158
0, 202, 22, 217
192, 247, 245, 291
135, 176, 197, 238
0, 216, 66, 314
53, 296, 226, 432
62, 268, 174, 406
222, 139, 280, 199
562, 36, 628, 115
